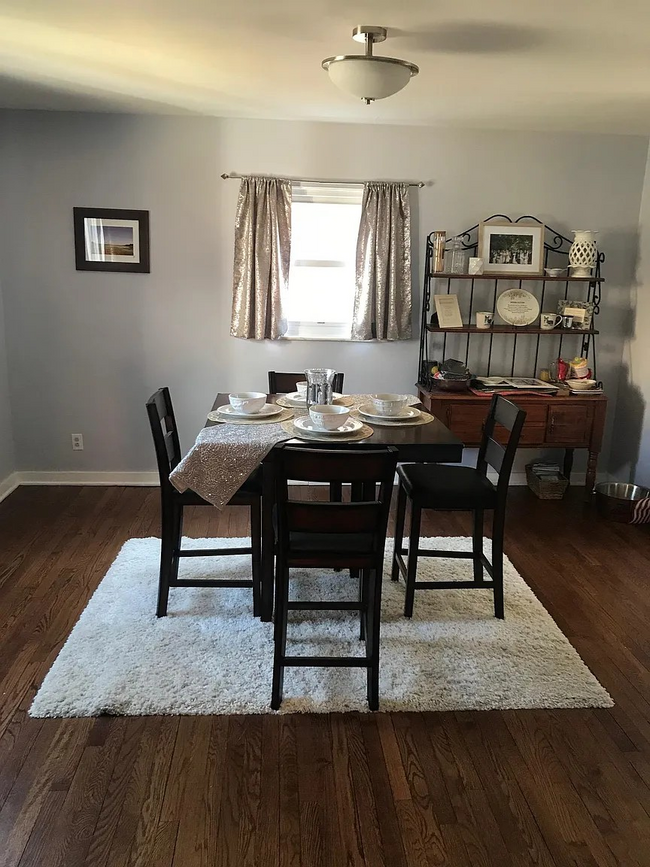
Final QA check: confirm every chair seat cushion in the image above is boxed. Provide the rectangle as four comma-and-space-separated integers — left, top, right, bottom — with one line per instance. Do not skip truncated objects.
398, 463, 497, 510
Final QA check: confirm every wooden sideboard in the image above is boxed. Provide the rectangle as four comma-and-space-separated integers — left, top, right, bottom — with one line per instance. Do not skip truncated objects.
417, 386, 607, 498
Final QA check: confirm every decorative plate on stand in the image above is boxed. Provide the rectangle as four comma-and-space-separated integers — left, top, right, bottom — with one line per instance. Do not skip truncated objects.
496, 288, 540, 326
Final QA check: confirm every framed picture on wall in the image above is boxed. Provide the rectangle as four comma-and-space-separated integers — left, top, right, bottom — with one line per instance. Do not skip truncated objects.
73, 208, 150, 273
478, 222, 544, 275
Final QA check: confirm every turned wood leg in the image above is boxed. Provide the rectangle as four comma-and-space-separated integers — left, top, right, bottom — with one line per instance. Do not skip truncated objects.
261, 460, 275, 622
563, 448, 575, 483
585, 450, 599, 501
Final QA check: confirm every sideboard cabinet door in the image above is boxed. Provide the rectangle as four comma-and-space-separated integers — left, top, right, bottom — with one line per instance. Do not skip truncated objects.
546, 405, 592, 445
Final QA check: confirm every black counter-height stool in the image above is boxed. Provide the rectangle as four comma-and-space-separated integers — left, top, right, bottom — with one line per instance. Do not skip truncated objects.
268, 371, 344, 395
146, 387, 262, 618
271, 444, 398, 711
391, 395, 526, 619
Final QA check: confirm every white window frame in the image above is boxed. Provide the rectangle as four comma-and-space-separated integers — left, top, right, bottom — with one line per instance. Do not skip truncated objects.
285, 183, 363, 341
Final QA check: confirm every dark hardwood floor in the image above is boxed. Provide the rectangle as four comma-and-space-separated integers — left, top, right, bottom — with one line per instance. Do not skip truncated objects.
0, 484, 649, 866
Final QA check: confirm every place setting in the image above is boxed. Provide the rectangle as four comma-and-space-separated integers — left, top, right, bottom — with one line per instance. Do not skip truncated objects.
351, 393, 435, 427
208, 392, 294, 425
281, 402, 374, 442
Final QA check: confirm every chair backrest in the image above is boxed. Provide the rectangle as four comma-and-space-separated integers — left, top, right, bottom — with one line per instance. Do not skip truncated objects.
146, 387, 182, 489
268, 371, 345, 394
477, 395, 526, 494
274, 445, 397, 554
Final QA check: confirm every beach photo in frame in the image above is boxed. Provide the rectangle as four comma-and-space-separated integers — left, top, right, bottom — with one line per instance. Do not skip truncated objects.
478, 222, 544, 275
73, 208, 150, 273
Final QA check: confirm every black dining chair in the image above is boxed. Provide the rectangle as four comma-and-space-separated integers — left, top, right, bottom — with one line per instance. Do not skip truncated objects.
391, 395, 526, 619
271, 444, 398, 711
267, 370, 345, 395
146, 387, 263, 618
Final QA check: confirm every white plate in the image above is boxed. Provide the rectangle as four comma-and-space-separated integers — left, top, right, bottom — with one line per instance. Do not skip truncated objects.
496, 288, 540, 326
283, 391, 343, 406
292, 416, 363, 437
210, 403, 284, 420
357, 404, 421, 422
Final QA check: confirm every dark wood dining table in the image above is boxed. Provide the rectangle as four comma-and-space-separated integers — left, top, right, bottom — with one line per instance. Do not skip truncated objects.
208, 393, 464, 620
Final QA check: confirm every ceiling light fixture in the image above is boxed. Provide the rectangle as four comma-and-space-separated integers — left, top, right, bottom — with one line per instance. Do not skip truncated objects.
322, 26, 419, 105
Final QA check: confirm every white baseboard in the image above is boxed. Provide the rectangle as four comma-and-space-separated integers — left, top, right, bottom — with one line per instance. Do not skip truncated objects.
0, 469, 610, 503
0, 472, 20, 504
15, 471, 159, 487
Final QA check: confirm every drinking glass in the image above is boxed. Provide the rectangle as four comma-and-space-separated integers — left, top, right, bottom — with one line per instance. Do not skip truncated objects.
304, 368, 335, 409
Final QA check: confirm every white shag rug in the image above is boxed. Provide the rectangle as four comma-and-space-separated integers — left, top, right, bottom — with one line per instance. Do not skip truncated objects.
30, 537, 612, 717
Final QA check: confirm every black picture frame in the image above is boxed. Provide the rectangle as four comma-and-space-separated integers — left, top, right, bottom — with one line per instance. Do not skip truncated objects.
73, 207, 150, 273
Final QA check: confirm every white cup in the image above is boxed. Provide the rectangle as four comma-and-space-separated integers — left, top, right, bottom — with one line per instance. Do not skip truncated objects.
541, 313, 562, 330
468, 257, 484, 275
309, 404, 350, 430
370, 393, 408, 416
228, 392, 267, 414
296, 380, 308, 396
475, 311, 493, 329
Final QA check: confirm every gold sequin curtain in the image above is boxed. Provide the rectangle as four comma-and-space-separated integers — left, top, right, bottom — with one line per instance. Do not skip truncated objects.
351, 182, 412, 341
230, 177, 291, 340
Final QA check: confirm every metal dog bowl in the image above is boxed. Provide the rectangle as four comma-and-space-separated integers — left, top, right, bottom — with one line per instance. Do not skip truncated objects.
594, 482, 650, 523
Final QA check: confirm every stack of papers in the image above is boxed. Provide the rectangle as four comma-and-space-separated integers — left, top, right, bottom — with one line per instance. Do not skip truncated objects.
475, 377, 559, 392
529, 461, 563, 481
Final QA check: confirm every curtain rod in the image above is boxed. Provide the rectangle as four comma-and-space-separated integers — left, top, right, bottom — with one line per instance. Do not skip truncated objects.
220, 172, 426, 188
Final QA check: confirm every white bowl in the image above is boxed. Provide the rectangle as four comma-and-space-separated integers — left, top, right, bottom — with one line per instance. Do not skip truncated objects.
370, 393, 408, 417
566, 379, 597, 391
228, 391, 267, 414
545, 268, 565, 277
309, 404, 350, 430
296, 380, 308, 395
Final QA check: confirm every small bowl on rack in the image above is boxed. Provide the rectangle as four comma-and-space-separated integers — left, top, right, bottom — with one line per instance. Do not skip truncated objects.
545, 268, 566, 277
565, 378, 597, 391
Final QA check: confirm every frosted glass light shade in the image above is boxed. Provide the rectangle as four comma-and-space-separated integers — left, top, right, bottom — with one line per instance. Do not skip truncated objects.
324, 56, 417, 101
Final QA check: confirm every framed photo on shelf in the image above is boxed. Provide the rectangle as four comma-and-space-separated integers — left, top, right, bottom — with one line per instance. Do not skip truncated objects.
557, 299, 595, 329
478, 222, 544, 275
433, 294, 463, 328
73, 207, 150, 273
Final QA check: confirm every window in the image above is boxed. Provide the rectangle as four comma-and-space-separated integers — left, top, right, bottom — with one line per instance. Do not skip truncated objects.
285, 183, 363, 340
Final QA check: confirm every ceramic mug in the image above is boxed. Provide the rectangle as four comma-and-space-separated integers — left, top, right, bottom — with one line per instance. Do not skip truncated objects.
541, 313, 562, 330
476, 311, 493, 329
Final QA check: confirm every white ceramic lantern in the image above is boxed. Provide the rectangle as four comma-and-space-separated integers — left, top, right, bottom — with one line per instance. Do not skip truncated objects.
569, 230, 598, 278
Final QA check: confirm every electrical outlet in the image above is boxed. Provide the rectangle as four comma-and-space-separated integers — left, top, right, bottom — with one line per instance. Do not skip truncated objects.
71, 433, 84, 451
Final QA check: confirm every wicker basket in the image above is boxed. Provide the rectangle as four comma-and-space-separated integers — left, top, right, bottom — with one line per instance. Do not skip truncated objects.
525, 464, 569, 500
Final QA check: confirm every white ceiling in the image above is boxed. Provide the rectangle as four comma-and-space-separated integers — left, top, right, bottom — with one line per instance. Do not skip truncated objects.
2, 0, 650, 133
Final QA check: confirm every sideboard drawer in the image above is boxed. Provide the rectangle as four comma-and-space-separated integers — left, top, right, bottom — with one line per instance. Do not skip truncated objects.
446, 403, 547, 446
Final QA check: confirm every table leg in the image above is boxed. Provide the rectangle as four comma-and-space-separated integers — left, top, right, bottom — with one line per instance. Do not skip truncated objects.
585, 450, 598, 502
261, 460, 275, 621
563, 448, 574, 483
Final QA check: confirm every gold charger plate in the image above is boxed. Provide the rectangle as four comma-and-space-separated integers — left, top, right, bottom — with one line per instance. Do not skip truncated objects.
350, 408, 435, 427
280, 419, 373, 443
208, 407, 294, 425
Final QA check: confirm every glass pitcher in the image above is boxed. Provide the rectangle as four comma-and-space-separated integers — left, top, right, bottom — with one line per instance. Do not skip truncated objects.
304, 368, 335, 409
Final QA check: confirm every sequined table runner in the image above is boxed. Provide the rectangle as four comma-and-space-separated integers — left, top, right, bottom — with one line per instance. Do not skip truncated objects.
169, 422, 292, 509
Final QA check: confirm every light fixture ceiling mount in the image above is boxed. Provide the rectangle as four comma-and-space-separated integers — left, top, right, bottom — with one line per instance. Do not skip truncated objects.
322, 25, 419, 105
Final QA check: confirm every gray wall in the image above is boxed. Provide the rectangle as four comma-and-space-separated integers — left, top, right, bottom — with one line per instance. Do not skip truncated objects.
611, 145, 650, 486
0, 280, 15, 482
0, 111, 646, 475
